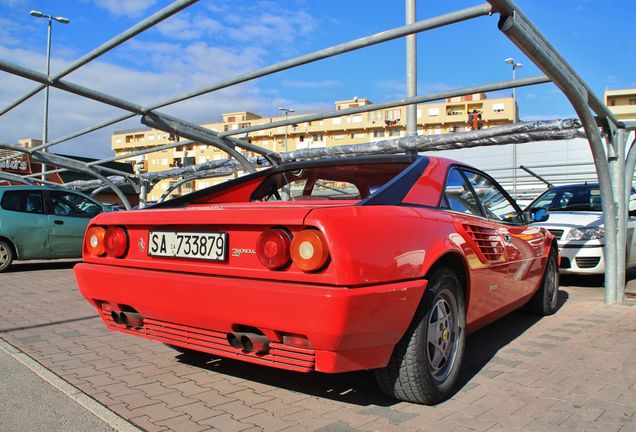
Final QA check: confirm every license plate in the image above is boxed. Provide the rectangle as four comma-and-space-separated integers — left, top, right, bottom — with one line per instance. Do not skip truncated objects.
148, 231, 227, 261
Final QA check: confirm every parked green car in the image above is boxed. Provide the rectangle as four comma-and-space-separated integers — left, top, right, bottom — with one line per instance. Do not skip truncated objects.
0, 186, 110, 272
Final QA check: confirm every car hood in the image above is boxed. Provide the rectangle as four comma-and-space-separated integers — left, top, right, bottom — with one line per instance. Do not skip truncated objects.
534, 211, 604, 229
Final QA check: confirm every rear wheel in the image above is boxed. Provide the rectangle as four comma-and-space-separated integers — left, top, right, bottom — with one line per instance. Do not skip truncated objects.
526, 248, 559, 315
0, 240, 14, 273
375, 267, 466, 404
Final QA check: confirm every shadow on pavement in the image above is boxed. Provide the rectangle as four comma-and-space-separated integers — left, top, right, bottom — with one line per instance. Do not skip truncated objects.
451, 289, 569, 399
4, 260, 80, 273
176, 289, 569, 407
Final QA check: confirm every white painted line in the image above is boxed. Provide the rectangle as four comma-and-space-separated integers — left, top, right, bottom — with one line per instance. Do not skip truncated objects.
0, 338, 142, 432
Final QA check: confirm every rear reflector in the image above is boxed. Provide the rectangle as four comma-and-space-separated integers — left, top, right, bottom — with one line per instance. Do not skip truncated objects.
282, 333, 312, 349
85, 226, 106, 257
104, 227, 128, 258
256, 229, 291, 270
290, 229, 329, 272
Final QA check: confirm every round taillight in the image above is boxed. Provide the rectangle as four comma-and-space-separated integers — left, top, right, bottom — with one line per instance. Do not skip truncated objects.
85, 226, 106, 257
104, 227, 128, 258
291, 229, 329, 272
256, 229, 291, 270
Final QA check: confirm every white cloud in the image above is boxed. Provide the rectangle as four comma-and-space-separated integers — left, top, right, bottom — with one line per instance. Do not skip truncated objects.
282, 80, 343, 89
92, 0, 158, 18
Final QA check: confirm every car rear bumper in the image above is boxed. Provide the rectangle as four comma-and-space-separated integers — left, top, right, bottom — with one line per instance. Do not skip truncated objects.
557, 244, 605, 274
75, 263, 426, 373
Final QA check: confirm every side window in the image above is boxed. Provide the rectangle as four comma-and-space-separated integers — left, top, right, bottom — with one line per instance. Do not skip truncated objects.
0, 191, 44, 214
463, 170, 522, 224
441, 168, 481, 216
49, 191, 102, 218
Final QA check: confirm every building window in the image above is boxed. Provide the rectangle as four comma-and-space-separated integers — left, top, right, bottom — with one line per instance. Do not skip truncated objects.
428, 108, 439, 117
314, 134, 324, 141
492, 103, 505, 112
332, 118, 342, 125
388, 129, 400, 137
148, 135, 154, 141
630, 98, 636, 105
373, 130, 384, 138
352, 115, 362, 123
115, 138, 122, 144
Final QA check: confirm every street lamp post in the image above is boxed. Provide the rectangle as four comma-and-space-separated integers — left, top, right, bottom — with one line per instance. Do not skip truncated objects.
504, 57, 523, 199
30, 10, 70, 182
277, 107, 295, 154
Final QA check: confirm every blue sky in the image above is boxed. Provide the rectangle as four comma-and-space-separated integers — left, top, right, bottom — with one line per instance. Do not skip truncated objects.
0, 0, 634, 158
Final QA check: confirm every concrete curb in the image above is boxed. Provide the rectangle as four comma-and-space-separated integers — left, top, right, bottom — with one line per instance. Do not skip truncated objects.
0, 338, 142, 432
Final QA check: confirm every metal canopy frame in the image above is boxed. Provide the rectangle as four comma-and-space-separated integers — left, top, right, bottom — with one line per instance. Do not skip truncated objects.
0, 0, 629, 303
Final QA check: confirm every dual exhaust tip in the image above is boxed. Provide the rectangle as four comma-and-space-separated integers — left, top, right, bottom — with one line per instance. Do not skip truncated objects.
111, 311, 144, 329
226, 332, 270, 355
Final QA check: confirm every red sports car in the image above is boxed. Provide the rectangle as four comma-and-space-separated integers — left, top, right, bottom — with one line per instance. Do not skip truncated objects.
75, 155, 558, 404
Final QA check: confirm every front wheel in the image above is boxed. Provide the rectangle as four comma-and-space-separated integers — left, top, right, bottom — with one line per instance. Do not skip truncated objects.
526, 248, 559, 315
0, 240, 14, 273
375, 267, 466, 404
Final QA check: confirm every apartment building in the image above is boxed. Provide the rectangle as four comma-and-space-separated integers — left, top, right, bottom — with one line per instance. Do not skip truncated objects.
112, 94, 516, 201
605, 88, 636, 121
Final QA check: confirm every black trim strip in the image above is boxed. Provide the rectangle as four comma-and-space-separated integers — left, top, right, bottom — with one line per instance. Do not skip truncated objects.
358, 156, 429, 206
560, 244, 604, 249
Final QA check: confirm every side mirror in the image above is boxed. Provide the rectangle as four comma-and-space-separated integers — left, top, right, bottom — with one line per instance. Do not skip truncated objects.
529, 207, 550, 223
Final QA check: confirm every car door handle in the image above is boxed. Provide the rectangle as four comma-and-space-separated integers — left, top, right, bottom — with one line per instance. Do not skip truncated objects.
54, 220, 64, 225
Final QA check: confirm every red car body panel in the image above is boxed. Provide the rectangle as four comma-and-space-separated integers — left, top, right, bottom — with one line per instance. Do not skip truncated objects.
74, 155, 554, 373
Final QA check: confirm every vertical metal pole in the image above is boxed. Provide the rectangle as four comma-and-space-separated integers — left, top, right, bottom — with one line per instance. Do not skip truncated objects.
139, 180, 148, 209
406, 0, 417, 138
284, 113, 288, 153
511, 65, 517, 199
606, 136, 620, 305
614, 128, 627, 303
41, 16, 53, 181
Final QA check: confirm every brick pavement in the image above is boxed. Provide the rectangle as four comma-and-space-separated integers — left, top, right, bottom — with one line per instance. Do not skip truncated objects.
1, 260, 635, 432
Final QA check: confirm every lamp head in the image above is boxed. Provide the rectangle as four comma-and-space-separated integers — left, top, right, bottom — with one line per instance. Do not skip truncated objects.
54, 16, 70, 24
30, 10, 45, 18
504, 58, 514, 65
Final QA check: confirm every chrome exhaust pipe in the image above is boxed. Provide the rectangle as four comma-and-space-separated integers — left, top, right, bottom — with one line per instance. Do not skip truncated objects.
111, 311, 123, 324
240, 334, 270, 355
120, 312, 144, 328
226, 332, 270, 354
226, 332, 253, 350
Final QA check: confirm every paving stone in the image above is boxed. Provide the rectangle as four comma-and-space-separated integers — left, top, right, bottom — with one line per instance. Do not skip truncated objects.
315, 421, 364, 432
491, 356, 523, 368
360, 405, 417, 425
199, 413, 256, 432
156, 414, 211, 432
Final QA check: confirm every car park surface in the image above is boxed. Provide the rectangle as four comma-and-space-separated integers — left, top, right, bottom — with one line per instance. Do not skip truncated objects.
0, 185, 109, 272
1, 260, 635, 431
74, 155, 558, 405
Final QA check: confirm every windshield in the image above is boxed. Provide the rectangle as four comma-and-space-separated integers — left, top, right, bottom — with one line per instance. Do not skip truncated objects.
529, 186, 602, 212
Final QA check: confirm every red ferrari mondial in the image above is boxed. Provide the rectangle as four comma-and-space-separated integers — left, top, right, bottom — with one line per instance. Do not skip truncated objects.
75, 154, 558, 404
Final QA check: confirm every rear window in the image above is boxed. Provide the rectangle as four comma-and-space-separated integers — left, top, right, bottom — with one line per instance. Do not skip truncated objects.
250, 163, 410, 202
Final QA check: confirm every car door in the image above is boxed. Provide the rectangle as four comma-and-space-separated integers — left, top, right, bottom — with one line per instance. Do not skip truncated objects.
440, 167, 512, 323
0, 189, 50, 259
46, 190, 103, 256
462, 168, 545, 300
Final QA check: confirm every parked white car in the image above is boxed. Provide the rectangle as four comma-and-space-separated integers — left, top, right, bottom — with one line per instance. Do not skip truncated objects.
526, 183, 636, 275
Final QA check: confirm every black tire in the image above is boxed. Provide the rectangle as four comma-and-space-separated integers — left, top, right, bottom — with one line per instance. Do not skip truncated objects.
0, 240, 14, 273
526, 248, 559, 315
375, 267, 466, 404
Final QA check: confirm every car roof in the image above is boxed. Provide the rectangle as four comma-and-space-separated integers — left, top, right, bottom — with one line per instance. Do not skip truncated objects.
549, 183, 599, 189
0, 184, 96, 199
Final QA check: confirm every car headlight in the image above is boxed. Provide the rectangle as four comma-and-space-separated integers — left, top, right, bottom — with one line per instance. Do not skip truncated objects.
565, 227, 604, 241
